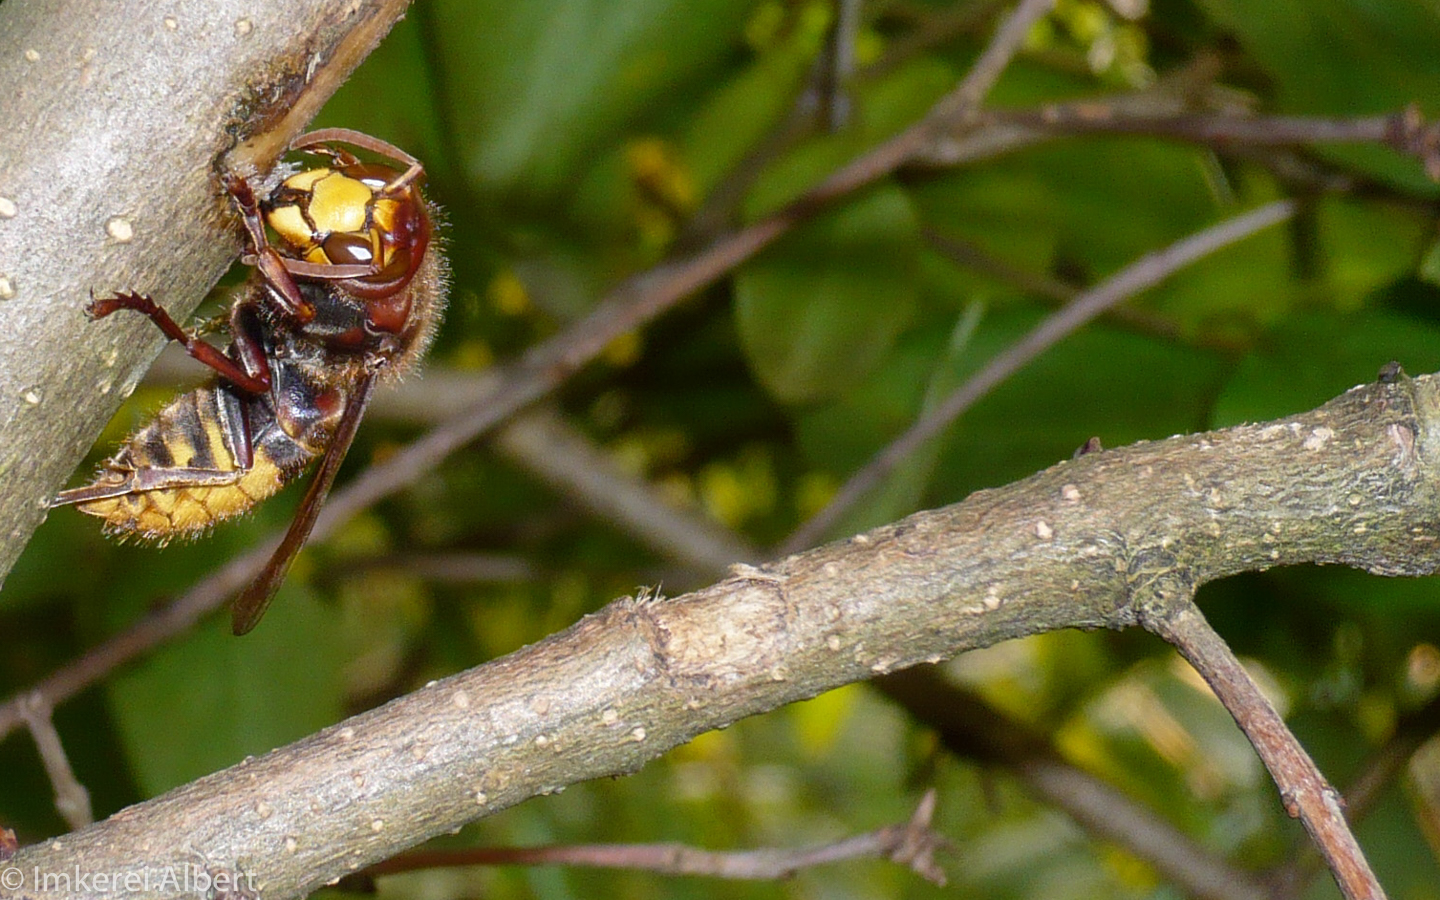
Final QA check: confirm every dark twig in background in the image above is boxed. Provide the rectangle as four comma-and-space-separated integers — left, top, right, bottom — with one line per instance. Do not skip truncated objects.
16, 694, 91, 831
991, 105, 1440, 179
352, 790, 946, 886
877, 666, 1268, 900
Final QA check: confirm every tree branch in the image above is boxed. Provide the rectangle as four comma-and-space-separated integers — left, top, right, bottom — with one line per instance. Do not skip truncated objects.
8, 368, 1440, 899
0, 0, 411, 585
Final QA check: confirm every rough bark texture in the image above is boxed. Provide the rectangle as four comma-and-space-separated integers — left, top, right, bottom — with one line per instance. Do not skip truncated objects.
0, 0, 411, 585
5, 372, 1440, 900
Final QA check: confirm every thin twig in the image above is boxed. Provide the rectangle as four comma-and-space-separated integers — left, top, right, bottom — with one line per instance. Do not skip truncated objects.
998, 108, 1393, 144
866, 1, 1007, 81
16, 693, 92, 830
492, 406, 757, 576
324, 552, 536, 585
780, 198, 1296, 554
352, 790, 947, 885
1270, 692, 1440, 899
877, 666, 1268, 900
1142, 598, 1386, 900
806, 0, 862, 130
989, 105, 1440, 179
933, 0, 1056, 124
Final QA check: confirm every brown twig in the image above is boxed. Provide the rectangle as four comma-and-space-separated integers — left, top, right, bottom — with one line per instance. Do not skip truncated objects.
989, 104, 1440, 180
325, 552, 536, 585
780, 198, 1297, 554
1270, 692, 1440, 899
351, 789, 946, 885
1141, 598, 1386, 900
807, 0, 862, 130
877, 666, 1269, 900
933, 0, 1057, 124
867, 1, 1008, 81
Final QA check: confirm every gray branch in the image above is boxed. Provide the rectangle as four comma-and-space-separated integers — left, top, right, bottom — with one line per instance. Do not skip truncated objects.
7, 370, 1438, 899
0, 0, 411, 584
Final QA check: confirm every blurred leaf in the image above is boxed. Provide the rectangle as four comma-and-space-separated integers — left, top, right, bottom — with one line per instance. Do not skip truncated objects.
678, 18, 821, 196
107, 590, 344, 795
1195, 0, 1440, 115
429, 0, 757, 202
1314, 198, 1429, 310
910, 138, 1303, 341
734, 182, 920, 403
1420, 238, 1440, 288
844, 303, 986, 533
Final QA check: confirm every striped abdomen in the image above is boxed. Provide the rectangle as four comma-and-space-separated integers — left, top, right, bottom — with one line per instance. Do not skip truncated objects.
71, 383, 317, 542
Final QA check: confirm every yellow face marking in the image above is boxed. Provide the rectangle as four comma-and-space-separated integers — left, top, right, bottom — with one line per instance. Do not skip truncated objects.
267, 204, 314, 248
308, 172, 372, 235
284, 168, 332, 192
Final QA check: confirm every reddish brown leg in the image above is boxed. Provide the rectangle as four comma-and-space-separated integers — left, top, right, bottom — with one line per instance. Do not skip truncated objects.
291, 127, 425, 194
86, 292, 270, 395
222, 173, 316, 323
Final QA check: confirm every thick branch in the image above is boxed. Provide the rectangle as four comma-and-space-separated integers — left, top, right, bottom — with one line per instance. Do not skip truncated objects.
0, 0, 410, 584
8, 370, 1440, 899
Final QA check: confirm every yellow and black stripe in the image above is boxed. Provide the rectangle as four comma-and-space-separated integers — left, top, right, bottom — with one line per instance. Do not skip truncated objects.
76, 387, 302, 542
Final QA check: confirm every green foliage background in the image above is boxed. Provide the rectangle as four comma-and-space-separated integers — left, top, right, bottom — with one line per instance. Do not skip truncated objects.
7, 1, 1440, 897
